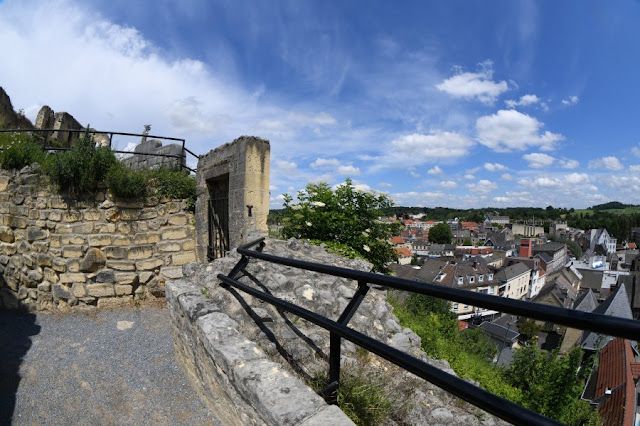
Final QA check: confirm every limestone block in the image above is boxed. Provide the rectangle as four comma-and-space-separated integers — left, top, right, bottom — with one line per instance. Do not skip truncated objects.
139, 271, 154, 283
135, 258, 164, 271
67, 259, 80, 272
0, 175, 10, 191
62, 211, 82, 223
147, 277, 165, 297
79, 248, 106, 272
32, 241, 49, 253
17, 241, 30, 254
71, 283, 87, 298
160, 266, 183, 280
144, 197, 159, 207
52, 257, 67, 272
182, 239, 195, 251
83, 210, 101, 221
104, 246, 126, 259
172, 252, 196, 265
27, 226, 49, 242
55, 224, 72, 234
95, 269, 115, 283
60, 273, 86, 284
117, 222, 131, 234
27, 268, 43, 283
48, 210, 63, 222
120, 209, 140, 221
0, 255, 8, 265
0, 226, 15, 243
52, 283, 71, 301
134, 233, 160, 244
115, 285, 133, 296
165, 202, 180, 214
96, 223, 116, 233
71, 223, 94, 234
62, 245, 84, 258
50, 198, 68, 209
168, 214, 188, 226
88, 234, 112, 246
157, 241, 181, 252
0, 243, 17, 256
112, 236, 131, 246
126, 245, 153, 260
60, 235, 85, 245
37, 281, 51, 292
87, 283, 115, 298
106, 260, 135, 271
44, 267, 58, 283
7, 215, 27, 229
161, 227, 188, 240
115, 272, 139, 285
115, 199, 143, 208
139, 209, 157, 220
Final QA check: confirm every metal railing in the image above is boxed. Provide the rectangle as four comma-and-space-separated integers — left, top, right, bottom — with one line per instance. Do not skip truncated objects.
217, 237, 640, 426
0, 128, 199, 172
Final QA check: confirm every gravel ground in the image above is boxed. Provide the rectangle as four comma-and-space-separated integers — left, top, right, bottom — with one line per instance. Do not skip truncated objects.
0, 303, 219, 426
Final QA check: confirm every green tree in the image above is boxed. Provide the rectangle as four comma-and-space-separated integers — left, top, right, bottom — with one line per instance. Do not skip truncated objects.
428, 222, 453, 244
462, 238, 473, 246
281, 179, 400, 272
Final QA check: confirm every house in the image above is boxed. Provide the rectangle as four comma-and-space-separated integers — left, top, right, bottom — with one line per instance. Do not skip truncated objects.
582, 338, 639, 426
455, 245, 494, 257
589, 228, 618, 255
533, 242, 567, 275
484, 215, 510, 226
549, 221, 568, 237
395, 247, 413, 265
476, 321, 520, 367
518, 238, 533, 258
460, 221, 479, 233
484, 229, 518, 253
511, 223, 544, 238
494, 262, 531, 300
504, 257, 546, 298
415, 258, 500, 318
427, 243, 455, 257
579, 284, 634, 353
411, 239, 430, 255
559, 290, 599, 353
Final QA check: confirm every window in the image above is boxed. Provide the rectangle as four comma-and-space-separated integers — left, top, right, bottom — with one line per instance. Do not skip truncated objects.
453, 303, 458, 310
478, 288, 488, 294
478, 275, 484, 282
488, 274, 493, 280
457, 277, 463, 285
437, 273, 446, 282
469, 276, 474, 283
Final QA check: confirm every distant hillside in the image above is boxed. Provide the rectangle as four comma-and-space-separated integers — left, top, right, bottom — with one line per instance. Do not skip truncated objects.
590, 201, 636, 210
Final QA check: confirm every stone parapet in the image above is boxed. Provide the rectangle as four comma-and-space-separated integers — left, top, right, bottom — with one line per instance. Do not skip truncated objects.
0, 166, 195, 311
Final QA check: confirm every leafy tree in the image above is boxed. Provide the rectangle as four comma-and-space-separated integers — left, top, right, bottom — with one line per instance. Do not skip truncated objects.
281, 179, 400, 272
462, 238, 473, 246
428, 222, 453, 244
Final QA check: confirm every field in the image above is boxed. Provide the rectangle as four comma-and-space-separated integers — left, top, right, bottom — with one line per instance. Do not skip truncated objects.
571, 206, 640, 216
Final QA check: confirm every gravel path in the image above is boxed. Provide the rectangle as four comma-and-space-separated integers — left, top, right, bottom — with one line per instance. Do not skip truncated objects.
0, 304, 219, 425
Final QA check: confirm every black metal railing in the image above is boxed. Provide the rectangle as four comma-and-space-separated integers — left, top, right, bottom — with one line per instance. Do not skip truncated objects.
0, 128, 199, 172
217, 238, 640, 426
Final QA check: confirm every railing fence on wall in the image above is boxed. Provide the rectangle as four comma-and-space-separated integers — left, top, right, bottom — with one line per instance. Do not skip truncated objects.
0, 128, 199, 173
217, 238, 640, 426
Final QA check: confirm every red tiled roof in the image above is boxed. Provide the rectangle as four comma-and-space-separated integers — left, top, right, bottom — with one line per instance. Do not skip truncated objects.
628, 242, 637, 249
595, 338, 638, 426
390, 236, 404, 245
395, 247, 412, 258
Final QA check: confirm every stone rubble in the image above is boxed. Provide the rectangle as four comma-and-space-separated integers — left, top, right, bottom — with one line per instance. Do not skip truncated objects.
170, 238, 506, 425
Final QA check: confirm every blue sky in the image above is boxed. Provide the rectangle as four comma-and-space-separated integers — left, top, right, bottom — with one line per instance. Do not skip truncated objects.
1, 0, 640, 209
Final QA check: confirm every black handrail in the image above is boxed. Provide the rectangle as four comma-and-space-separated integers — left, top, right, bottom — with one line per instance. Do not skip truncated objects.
217, 237, 640, 425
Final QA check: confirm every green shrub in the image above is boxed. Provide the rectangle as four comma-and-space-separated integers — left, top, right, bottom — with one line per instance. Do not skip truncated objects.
0, 132, 46, 170
106, 163, 147, 199
310, 363, 396, 426
145, 168, 196, 200
47, 133, 116, 196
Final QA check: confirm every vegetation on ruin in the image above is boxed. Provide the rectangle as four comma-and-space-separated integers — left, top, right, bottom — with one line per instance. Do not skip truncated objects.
280, 179, 400, 272
388, 293, 600, 425
0, 131, 196, 209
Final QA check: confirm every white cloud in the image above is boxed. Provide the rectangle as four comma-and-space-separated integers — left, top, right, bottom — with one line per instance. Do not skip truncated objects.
337, 165, 361, 176
632, 144, 640, 157
588, 156, 624, 171
464, 174, 475, 180
287, 112, 337, 126
501, 173, 514, 181
439, 181, 458, 189
378, 182, 393, 188
391, 190, 446, 206
559, 159, 579, 169
484, 162, 508, 172
427, 165, 443, 175
476, 109, 564, 152
465, 179, 498, 194
562, 96, 579, 106
518, 173, 590, 188
493, 196, 511, 203
505, 94, 540, 108
436, 61, 508, 104
311, 158, 340, 168
523, 153, 555, 168
409, 170, 420, 178
629, 165, 640, 173
275, 160, 298, 171
389, 131, 474, 166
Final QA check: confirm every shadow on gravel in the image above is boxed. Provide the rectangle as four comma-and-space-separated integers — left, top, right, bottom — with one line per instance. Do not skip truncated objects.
0, 301, 41, 425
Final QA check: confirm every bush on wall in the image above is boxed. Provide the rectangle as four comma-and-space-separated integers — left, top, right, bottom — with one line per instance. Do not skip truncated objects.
0, 132, 46, 170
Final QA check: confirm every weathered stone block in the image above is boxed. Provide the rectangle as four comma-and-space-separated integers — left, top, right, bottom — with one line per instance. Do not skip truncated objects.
148, 277, 165, 297
52, 283, 71, 300
62, 211, 82, 223
71, 223, 94, 234
120, 209, 140, 221
36, 253, 53, 267
115, 285, 133, 296
134, 233, 160, 244
83, 210, 101, 221
27, 226, 49, 242
52, 258, 67, 272
157, 241, 181, 252
71, 283, 87, 298
60, 235, 85, 245
168, 214, 188, 226
27, 268, 44, 283
172, 252, 196, 265
138, 271, 154, 283
112, 236, 131, 246
50, 198, 68, 209
160, 266, 183, 280
67, 259, 80, 273
0, 226, 15, 243
0, 243, 17, 256
44, 267, 58, 283
126, 245, 153, 260
161, 227, 188, 240
106, 260, 135, 271
37, 281, 51, 292
62, 245, 84, 258
97, 296, 132, 309
0, 176, 10, 191
48, 210, 63, 222
96, 223, 116, 233
32, 241, 49, 253
7, 215, 27, 229
95, 269, 116, 283
104, 246, 126, 259
139, 209, 157, 220
182, 239, 195, 251
115, 272, 139, 285
87, 283, 115, 298
79, 248, 106, 272
60, 273, 86, 284
88, 234, 112, 246
135, 258, 164, 271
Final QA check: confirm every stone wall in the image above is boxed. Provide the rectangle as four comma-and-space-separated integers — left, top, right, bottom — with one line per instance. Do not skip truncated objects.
0, 165, 195, 311
195, 136, 270, 262
168, 238, 503, 425
122, 139, 186, 171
